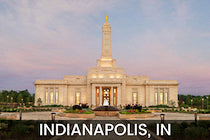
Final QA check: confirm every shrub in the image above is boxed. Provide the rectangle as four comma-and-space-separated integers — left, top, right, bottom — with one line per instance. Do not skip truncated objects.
149, 105, 170, 108
11, 124, 31, 136
119, 109, 151, 114
73, 105, 82, 110
179, 104, 189, 108
125, 104, 131, 110
41, 104, 63, 107
184, 127, 208, 138
133, 105, 142, 112
81, 104, 89, 109
172, 123, 183, 137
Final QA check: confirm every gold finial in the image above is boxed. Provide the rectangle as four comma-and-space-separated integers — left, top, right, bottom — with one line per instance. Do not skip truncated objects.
105, 14, 108, 22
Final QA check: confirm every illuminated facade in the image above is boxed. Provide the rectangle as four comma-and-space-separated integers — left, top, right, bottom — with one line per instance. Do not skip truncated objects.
34, 18, 179, 107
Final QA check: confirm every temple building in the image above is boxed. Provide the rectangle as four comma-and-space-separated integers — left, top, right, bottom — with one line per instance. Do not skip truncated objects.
34, 17, 179, 107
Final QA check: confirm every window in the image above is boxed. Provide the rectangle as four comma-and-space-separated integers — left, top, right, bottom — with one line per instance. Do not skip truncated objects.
113, 87, 117, 106
160, 93, 163, 105
50, 92, 54, 104
155, 92, 158, 105
96, 87, 100, 106
164, 92, 168, 104
45, 92, 48, 104
76, 92, 80, 104
132, 93, 137, 104
44, 87, 59, 105
55, 91, 59, 104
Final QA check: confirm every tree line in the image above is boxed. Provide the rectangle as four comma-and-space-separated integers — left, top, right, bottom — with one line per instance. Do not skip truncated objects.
178, 94, 210, 108
0, 89, 35, 105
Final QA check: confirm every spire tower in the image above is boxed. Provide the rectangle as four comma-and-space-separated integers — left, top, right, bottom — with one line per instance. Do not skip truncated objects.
97, 15, 116, 67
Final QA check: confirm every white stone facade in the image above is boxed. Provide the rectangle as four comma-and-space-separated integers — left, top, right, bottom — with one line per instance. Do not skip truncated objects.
34, 19, 179, 107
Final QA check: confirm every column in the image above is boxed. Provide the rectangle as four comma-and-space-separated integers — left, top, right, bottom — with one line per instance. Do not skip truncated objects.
87, 83, 91, 105
163, 89, 165, 105
100, 86, 102, 105
117, 86, 121, 106
110, 87, 113, 106
53, 87, 56, 104
157, 88, 160, 105
121, 81, 126, 106
145, 85, 150, 106
91, 85, 95, 107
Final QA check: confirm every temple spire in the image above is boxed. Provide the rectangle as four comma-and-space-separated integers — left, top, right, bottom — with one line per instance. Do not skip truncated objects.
97, 15, 116, 67
101, 15, 112, 59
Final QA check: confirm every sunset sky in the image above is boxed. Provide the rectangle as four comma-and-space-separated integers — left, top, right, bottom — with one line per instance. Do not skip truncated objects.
0, 0, 210, 95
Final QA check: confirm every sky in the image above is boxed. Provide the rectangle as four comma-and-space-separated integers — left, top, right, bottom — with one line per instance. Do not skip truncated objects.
0, 0, 210, 95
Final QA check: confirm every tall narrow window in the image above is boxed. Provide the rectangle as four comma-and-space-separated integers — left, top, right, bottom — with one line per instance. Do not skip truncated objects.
160, 92, 163, 105
155, 92, 158, 105
55, 91, 59, 104
132, 93, 137, 104
50, 92, 54, 104
76, 92, 80, 104
164, 92, 168, 104
96, 87, 100, 106
45, 92, 48, 104
113, 87, 117, 106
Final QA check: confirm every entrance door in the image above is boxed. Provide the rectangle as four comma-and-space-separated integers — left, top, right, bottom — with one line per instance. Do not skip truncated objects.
102, 87, 110, 105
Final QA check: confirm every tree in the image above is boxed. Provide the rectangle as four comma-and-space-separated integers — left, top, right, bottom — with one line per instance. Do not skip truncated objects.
186, 95, 191, 105
32, 94, 35, 104
37, 98, 42, 106
17, 94, 23, 103
0, 93, 3, 102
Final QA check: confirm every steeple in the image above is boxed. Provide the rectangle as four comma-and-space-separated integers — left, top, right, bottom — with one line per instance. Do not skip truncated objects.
97, 15, 116, 67
101, 15, 112, 59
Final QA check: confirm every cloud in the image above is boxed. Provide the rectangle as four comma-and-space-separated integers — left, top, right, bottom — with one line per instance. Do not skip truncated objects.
0, 0, 210, 95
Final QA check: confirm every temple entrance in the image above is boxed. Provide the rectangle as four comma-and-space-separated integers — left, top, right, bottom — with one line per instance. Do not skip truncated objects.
102, 87, 110, 106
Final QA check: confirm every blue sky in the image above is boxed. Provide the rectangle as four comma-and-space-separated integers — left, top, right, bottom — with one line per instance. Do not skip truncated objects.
0, 0, 210, 95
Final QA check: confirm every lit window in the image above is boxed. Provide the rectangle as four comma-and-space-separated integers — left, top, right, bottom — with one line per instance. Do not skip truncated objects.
132, 93, 137, 104
164, 92, 168, 104
50, 92, 54, 104
160, 93, 163, 104
96, 87, 100, 105
110, 75, 114, 78
45, 92, 48, 104
55, 92, 59, 104
76, 92, 80, 104
113, 87, 117, 106
155, 92, 158, 105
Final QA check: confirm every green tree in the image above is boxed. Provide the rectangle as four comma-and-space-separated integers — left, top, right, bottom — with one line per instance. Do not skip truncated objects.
32, 94, 35, 104
17, 94, 23, 103
0, 93, 3, 102
186, 95, 191, 105
37, 98, 42, 106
